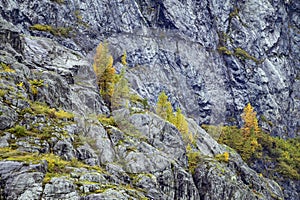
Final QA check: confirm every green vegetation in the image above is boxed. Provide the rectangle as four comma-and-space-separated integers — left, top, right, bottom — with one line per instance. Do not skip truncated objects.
55, 109, 74, 120
215, 152, 229, 163
93, 43, 132, 111
0, 148, 104, 184
74, 10, 89, 28
112, 68, 130, 110
30, 101, 74, 120
129, 94, 149, 110
98, 115, 117, 127
0, 62, 15, 73
8, 125, 27, 137
74, 10, 83, 22
30, 24, 72, 37
217, 46, 232, 55
203, 103, 300, 180
156, 92, 200, 174
121, 51, 127, 66
50, 0, 64, 4
234, 48, 260, 63
0, 89, 8, 98
93, 42, 117, 106
155, 91, 195, 144
186, 144, 201, 174
229, 7, 239, 19
31, 102, 55, 117
155, 91, 174, 122
29, 79, 44, 96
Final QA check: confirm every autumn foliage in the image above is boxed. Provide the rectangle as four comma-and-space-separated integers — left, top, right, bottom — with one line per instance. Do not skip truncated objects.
156, 92, 191, 143
93, 42, 116, 105
155, 91, 173, 121
241, 103, 260, 137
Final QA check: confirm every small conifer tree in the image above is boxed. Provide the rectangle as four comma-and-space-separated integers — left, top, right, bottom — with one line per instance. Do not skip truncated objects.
93, 42, 116, 106
112, 68, 130, 110
174, 108, 189, 135
156, 91, 173, 120
241, 103, 260, 137
121, 51, 127, 66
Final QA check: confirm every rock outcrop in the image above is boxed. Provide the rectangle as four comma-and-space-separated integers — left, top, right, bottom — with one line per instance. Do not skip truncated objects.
1, 0, 298, 137
0, 0, 299, 199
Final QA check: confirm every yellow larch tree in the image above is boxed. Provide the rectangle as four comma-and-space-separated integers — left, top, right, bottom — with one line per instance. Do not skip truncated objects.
93, 42, 116, 106
173, 108, 189, 135
241, 103, 260, 137
156, 91, 174, 121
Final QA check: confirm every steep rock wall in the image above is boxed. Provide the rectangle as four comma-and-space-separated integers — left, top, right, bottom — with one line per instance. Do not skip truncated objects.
1, 0, 299, 137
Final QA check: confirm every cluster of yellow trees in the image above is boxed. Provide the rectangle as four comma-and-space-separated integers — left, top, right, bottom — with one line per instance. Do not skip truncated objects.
155, 91, 195, 143
93, 42, 129, 110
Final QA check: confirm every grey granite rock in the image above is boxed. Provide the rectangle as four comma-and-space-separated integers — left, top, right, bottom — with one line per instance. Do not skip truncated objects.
0, 0, 297, 199
42, 177, 79, 200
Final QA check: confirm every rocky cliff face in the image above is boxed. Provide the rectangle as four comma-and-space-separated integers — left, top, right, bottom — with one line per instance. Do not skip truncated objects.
1, 0, 298, 137
0, 0, 298, 199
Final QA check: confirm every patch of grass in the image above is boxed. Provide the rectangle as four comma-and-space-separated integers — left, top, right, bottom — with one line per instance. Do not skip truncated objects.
8, 125, 27, 137
217, 46, 232, 55
0, 147, 29, 160
234, 48, 260, 64
55, 109, 74, 120
229, 7, 239, 19
130, 94, 149, 110
98, 115, 117, 127
206, 124, 300, 180
29, 79, 44, 87
0, 148, 106, 184
215, 152, 229, 163
0, 89, 8, 98
0, 62, 15, 73
30, 24, 72, 37
31, 102, 55, 117
186, 144, 202, 174
50, 0, 64, 4
29, 79, 44, 96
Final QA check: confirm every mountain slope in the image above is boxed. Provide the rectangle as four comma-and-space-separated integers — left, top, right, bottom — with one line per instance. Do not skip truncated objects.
1, 0, 298, 137
0, 0, 299, 199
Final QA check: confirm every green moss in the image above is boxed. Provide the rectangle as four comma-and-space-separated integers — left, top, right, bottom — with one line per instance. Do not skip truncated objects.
229, 7, 239, 19
234, 48, 260, 63
30, 24, 72, 37
29, 79, 44, 96
50, 0, 64, 4
55, 109, 74, 120
8, 125, 27, 137
217, 46, 233, 55
31, 102, 55, 117
186, 144, 201, 174
130, 94, 143, 104
126, 146, 137, 152
29, 24, 52, 32
0, 89, 8, 98
0, 62, 15, 73
74, 10, 82, 21
129, 94, 149, 110
29, 79, 44, 87
209, 124, 300, 180
98, 115, 117, 127
0, 148, 106, 183
215, 152, 229, 163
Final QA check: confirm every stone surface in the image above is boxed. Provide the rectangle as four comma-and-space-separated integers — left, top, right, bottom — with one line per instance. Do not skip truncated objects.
42, 177, 79, 200
0, 161, 46, 200
0, 0, 298, 199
